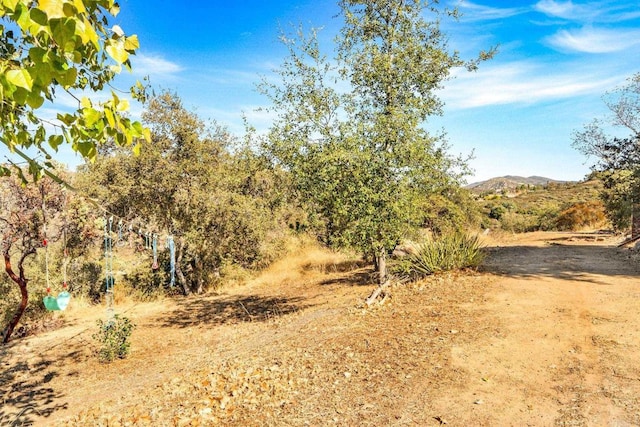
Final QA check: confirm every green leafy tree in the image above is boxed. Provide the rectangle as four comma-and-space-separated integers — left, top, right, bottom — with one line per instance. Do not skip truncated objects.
573, 73, 640, 231
0, 0, 149, 178
78, 92, 292, 295
261, 0, 493, 299
585, 169, 634, 231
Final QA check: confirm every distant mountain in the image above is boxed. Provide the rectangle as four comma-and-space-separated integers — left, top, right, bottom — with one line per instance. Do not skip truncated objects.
466, 175, 570, 193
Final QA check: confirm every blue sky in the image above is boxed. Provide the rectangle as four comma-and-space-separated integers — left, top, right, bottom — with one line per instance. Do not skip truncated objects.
24, 1, 640, 182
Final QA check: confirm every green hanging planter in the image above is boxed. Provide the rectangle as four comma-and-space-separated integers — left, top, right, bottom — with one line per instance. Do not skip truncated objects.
43, 291, 71, 311
56, 291, 71, 310
43, 295, 60, 311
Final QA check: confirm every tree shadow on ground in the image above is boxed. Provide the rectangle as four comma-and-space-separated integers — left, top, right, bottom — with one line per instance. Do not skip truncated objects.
481, 244, 640, 284
160, 294, 312, 328
319, 268, 374, 287
0, 340, 88, 425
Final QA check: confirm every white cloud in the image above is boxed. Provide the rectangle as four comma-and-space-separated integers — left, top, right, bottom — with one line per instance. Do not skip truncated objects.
534, 0, 581, 19
594, 2, 640, 23
441, 62, 623, 109
546, 27, 640, 53
131, 53, 184, 76
456, 1, 525, 21
612, 10, 640, 22
534, 0, 640, 23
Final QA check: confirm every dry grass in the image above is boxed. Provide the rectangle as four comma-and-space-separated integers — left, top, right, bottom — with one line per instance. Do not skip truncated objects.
248, 236, 363, 289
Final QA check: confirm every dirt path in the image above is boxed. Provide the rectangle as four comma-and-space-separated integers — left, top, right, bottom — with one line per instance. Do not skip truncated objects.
2, 232, 640, 426
440, 232, 640, 426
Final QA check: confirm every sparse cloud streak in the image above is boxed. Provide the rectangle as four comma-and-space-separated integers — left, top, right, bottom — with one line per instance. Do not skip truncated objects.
442, 63, 623, 109
534, 0, 583, 20
545, 27, 640, 53
131, 53, 184, 77
534, 0, 640, 23
456, 1, 525, 21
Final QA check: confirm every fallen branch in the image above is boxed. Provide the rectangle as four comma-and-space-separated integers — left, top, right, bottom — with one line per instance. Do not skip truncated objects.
613, 372, 640, 382
365, 279, 392, 306
617, 234, 640, 248
238, 301, 253, 321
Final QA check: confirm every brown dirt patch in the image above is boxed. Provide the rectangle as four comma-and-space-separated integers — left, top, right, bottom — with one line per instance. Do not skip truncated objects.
2, 231, 640, 426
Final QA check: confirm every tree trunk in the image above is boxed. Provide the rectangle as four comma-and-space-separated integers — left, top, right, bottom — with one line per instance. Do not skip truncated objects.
365, 247, 390, 306
633, 202, 640, 240
174, 238, 190, 296
2, 249, 35, 344
193, 256, 204, 294
377, 247, 387, 286
365, 279, 391, 306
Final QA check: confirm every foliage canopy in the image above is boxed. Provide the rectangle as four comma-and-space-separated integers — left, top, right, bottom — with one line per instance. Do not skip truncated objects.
78, 92, 293, 295
0, 0, 149, 179
261, 0, 493, 284
573, 73, 640, 231
0, 172, 67, 342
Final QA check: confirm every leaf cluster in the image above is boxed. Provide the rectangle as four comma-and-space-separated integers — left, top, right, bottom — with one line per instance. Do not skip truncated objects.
0, 0, 149, 178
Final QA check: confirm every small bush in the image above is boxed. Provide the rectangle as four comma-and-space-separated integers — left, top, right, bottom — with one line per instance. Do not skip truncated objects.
93, 315, 135, 362
499, 211, 539, 233
391, 232, 485, 281
488, 205, 506, 220
421, 191, 482, 236
555, 201, 607, 231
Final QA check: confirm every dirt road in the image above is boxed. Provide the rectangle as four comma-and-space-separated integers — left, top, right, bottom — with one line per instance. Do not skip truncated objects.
2, 231, 640, 426
446, 231, 640, 426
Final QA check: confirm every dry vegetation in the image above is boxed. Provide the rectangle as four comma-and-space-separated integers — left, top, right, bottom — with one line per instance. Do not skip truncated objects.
478, 179, 609, 232
3, 232, 640, 426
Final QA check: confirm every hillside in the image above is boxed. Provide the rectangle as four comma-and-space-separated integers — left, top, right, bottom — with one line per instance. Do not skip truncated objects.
476, 178, 607, 232
466, 175, 570, 193
492, 178, 601, 207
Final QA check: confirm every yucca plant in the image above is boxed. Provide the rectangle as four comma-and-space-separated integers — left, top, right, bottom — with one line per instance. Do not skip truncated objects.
391, 233, 485, 282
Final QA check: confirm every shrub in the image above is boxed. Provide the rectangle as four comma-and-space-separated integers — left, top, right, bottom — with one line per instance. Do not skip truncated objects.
555, 201, 607, 230
391, 232, 485, 281
123, 255, 170, 301
421, 191, 482, 236
536, 208, 561, 231
499, 211, 538, 233
488, 205, 506, 220
93, 315, 135, 362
